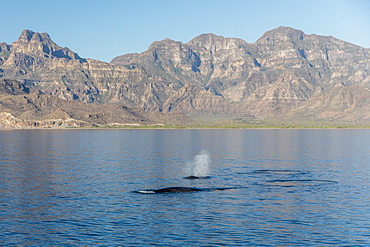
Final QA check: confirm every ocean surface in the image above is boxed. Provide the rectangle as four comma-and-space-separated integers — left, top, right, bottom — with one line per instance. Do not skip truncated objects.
0, 129, 369, 246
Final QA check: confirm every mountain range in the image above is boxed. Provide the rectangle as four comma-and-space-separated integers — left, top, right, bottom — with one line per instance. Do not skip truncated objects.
1, 26, 370, 128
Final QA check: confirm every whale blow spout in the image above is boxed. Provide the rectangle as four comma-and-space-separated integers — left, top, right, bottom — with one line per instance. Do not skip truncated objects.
184, 150, 211, 179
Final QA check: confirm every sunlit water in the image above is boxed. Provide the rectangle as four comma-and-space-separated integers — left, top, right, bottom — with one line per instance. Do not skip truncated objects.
1, 129, 369, 246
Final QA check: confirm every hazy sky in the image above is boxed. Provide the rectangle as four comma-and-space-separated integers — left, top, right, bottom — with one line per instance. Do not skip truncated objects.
1, 0, 369, 62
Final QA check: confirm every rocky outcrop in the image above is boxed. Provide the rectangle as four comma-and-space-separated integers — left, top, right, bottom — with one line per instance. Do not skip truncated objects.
0, 112, 93, 129
0, 79, 32, 94
1, 27, 370, 122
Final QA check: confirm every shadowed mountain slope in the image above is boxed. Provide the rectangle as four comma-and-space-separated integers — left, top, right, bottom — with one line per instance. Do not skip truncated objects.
0, 79, 188, 128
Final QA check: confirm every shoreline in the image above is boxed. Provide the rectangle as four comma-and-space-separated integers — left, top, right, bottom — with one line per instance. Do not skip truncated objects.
1, 125, 370, 130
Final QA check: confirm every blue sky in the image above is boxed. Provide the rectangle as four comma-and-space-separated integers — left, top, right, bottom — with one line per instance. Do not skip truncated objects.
1, 0, 369, 62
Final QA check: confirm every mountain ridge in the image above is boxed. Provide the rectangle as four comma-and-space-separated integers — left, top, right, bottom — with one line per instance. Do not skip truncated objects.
1, 26, 370, 127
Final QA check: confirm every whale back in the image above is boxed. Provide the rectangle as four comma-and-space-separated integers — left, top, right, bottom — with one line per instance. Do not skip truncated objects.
154, 187, 205, 193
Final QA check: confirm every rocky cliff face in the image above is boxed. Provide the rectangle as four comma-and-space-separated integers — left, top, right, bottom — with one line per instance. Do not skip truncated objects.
111, 26, 370, 119
1, 27, 370, 122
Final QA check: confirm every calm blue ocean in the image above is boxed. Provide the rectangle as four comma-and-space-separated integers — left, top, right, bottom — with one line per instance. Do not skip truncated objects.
1, 129, 369, 246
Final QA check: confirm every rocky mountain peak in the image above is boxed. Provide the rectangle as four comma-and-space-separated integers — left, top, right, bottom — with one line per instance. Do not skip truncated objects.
17, 29, 51, 43
14, 30, 56, 51
187, 33, 247, 51
188, 33, 225, 44
10, 29, 85, 62
18, 30, 36, 42
12, 29, 61, 54
0, 42, 10, 53
148, 38, 184, 50
256, 26, 305, 43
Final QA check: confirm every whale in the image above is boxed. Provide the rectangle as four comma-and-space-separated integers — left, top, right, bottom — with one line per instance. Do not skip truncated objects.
183, 175, 211, 179
134, 186, 242, 194
135, 187, 205, 194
